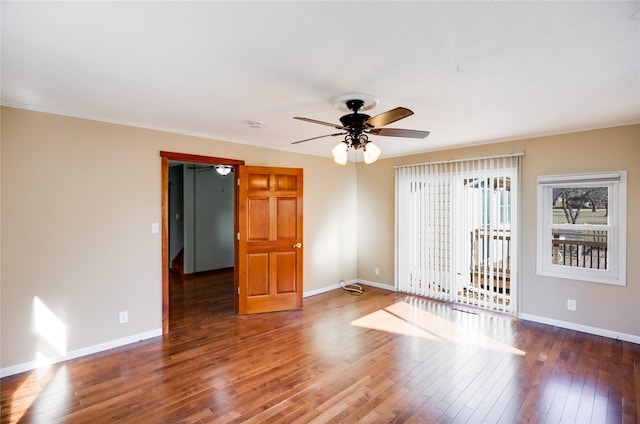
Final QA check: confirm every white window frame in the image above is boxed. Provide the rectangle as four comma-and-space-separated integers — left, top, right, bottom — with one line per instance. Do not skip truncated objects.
536, 171, 627, 286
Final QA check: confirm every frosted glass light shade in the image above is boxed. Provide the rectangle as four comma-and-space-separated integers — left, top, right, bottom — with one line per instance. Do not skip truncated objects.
215, 165, 232, 176
363, 142, 381, 164
331, 142, 349, 165
334, 154, 348, 165
331, 142, 348, 157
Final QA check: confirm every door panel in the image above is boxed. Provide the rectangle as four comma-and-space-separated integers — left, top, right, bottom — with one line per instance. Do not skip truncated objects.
247, 173, 270, 190
275, 251, 297, 293
276, 174, 298, 191
247, 253, 269, 296
247, 197, 269, 240
276, 198, 298, 239
238, 166, 303, 314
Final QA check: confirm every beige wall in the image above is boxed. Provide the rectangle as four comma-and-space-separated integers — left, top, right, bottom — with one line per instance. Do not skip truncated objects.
357, 124, 640, 339
0, 107, 358, 370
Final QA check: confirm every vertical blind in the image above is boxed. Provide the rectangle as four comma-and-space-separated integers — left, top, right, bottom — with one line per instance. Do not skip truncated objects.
395, 154, 521, 314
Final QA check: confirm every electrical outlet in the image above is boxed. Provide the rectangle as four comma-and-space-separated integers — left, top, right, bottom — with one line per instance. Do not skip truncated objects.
374, 267, 380, 276
151, 223, 159, 234
119, 310, 129, 324
567, 299, 576, 311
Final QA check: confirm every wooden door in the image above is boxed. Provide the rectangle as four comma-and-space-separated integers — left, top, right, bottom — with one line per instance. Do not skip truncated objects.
238, 166, 303, 314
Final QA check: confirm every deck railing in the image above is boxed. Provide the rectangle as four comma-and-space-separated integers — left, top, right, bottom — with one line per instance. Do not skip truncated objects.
552, 230, 608, 269
470, 229, 511, 294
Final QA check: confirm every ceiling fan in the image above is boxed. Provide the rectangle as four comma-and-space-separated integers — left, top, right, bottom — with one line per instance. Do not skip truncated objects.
292, 95, 429, 165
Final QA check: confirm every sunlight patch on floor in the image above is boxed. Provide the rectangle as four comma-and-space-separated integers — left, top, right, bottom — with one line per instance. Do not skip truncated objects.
351, 300, 526, 356
351, 309, 441, 341
6, 298, 71, 423
7, 366, 55, 423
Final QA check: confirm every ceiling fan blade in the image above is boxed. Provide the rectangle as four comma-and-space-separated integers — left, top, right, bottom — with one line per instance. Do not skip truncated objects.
365, 107, 414, 128
291, 132, 346, 144
369, 128, 430, 138
294, 117, 345, 130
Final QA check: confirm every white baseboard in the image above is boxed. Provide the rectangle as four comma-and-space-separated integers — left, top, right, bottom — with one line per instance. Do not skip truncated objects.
0, 328, 162, 378
357, 279, 397, 291
303, 279, 397, 298
303, 279, 360, 297
518, 313, 640, 344
303, 283, 340, 298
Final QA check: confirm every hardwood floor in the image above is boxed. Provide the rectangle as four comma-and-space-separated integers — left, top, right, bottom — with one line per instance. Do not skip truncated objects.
2, 269, 639, 423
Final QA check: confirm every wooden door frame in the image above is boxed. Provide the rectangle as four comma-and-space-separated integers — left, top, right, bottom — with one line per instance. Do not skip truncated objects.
160, 151, 245, 334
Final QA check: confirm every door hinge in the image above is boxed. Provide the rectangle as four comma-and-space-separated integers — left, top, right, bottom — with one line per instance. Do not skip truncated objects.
237, 286, 240, 295
237, 232, 240, 240
237, 178, 240, 186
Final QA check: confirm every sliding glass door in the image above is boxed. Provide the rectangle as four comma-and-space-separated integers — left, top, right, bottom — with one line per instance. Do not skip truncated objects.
395, 155, 520, 314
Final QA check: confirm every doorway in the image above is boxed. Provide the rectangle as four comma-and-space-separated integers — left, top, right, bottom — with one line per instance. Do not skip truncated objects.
170, 163, 235, 275
160, 151, 244, 333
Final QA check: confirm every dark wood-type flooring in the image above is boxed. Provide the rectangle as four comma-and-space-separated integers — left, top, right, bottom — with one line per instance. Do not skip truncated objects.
2, 269, 639, 423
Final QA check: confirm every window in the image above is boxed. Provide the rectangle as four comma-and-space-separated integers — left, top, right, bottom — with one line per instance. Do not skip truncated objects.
537, 171, 627, 286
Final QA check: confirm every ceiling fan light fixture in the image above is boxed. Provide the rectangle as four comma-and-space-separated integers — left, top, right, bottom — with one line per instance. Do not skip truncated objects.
363, 141, 381, 164
292, 96, 428, 165
215, 165, 233, 176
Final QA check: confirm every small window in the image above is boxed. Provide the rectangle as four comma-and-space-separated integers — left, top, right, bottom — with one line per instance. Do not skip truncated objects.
537, 171, 626, 286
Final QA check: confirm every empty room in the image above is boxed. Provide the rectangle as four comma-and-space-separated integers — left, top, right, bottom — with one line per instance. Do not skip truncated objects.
1, 2, 639, 423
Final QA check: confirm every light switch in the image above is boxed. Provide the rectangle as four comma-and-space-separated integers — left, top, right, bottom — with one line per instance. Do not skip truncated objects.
151, 222, 159, 234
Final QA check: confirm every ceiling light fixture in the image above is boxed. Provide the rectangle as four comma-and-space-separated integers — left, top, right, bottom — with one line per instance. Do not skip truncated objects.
249, 121, 264, 129
331, 132, 382, 165
214, 165, 233, 176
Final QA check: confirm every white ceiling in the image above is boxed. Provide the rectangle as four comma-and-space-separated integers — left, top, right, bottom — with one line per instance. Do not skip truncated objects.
2, 1, 639, 161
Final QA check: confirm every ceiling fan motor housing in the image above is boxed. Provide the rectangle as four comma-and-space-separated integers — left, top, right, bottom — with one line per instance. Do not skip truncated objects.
345, 99, 365, 111
340, 112, 371, 131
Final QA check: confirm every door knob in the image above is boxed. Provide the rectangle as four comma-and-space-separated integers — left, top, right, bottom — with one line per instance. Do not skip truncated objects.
293, 243, 302, 248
